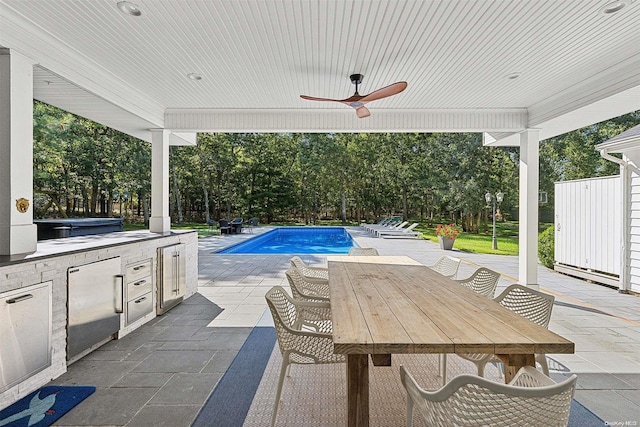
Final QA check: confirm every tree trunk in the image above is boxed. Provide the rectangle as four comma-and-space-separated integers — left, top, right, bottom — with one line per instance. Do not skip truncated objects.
171, 161, 183, 224
402, 184, 408, 220
341, 192, 347, 225
226, 170, 232, 220
142, 192, 150, 226
202, 184, 210, 224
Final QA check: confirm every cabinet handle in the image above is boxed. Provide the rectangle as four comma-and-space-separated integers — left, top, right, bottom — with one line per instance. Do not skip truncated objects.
133, 265, 146, 271
6, 294, 33, 304
133, 279, 146, 286
115, 275, 124, 313
134, 296, 147, 304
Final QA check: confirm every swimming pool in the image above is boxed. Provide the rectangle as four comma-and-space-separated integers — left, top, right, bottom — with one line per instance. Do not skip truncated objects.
218, 227, 355, 254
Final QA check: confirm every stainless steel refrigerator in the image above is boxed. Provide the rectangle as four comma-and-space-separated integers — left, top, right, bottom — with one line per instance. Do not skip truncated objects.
157, 243, 186, 315
67, 257, 123, 360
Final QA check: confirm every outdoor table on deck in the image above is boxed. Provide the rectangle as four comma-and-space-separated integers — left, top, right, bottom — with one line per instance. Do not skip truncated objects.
327, 255, 575, 427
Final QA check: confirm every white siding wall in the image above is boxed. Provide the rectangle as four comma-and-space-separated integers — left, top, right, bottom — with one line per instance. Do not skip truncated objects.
628, 171, 640, 293
555, 176, 621, 276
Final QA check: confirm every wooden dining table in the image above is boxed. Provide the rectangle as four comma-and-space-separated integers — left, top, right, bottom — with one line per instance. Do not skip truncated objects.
327, 255, 575, 427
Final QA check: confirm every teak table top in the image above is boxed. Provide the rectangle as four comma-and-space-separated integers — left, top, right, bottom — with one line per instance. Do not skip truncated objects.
327, 255, 574, 356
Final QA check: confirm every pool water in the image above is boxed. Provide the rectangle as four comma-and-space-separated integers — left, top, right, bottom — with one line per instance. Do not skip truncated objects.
218, 227, 355, 254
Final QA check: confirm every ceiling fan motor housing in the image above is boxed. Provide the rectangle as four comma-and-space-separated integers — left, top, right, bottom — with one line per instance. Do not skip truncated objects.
350, 74, 364, 85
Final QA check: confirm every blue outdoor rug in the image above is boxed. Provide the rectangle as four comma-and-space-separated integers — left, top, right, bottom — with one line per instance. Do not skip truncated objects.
193, 325, 605, 426
192, 326, 276, 427
0, 386, 95, 427
569, 399, 606, 427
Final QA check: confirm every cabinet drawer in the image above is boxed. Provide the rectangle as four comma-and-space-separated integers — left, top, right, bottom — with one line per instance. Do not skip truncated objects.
127, 276, 152, 300
126, 259, 152, 283
127, 291, 153, 324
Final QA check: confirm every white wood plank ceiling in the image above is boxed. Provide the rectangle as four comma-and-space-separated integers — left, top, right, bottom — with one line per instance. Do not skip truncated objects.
1, 0, 639, 138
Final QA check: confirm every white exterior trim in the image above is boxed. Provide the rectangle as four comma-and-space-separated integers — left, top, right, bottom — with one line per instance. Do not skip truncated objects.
164, 108, 528, 133
0, 50, 37, 255
518, 129, 540, 288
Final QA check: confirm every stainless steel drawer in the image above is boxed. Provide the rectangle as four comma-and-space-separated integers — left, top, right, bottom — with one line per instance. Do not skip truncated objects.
127, 291, 153, 324
126, 259, 152, 283
1, 281, 52, 393
127, 276, 152, 300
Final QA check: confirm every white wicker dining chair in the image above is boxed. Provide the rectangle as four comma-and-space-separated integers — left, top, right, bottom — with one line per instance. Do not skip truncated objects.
439, 265, 498, 384
427, 255, 461, 279
454, 267, 501, 298
285, 266, 330, 303
265, 286, 345, 427
456, 284, 555, 377
289, 256, 329, 281
348, 247, 379, 256
400, 365, 577, 427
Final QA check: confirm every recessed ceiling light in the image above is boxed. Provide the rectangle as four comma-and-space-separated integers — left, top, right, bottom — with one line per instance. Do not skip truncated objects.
187, 73, 203, 81
117, 1, 142, 17
505, 72, 521, 80
600, 1, 630, 14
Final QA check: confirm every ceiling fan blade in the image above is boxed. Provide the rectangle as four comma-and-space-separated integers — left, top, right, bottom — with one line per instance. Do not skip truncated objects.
356, 106, 370, 118
360, 81, 407, 102
300, 95, 344, 103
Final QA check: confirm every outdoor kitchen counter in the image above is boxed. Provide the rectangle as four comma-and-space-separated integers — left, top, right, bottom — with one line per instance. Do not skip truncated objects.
0, 229, 199, 409
0, 229, 195, 268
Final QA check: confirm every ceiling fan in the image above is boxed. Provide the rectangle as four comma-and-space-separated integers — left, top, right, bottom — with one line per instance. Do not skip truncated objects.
300, 74, 407, 118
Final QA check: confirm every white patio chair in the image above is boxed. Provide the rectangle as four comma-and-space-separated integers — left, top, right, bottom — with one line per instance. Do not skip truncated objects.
427, 255, 461, 279
365, 220, 407, 234
265, 286, 345, 427
440, 266, 500, 384
377, 222, 420, 238
454, 266, 500, 298
400, 365, 577, 427
285, 266, 330, 302
348, 247, 379, 256
456, 284, 555, 377
289, 256, 329, 281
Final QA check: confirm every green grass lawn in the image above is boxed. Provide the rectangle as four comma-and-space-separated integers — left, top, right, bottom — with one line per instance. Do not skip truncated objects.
415, 221, 551, 256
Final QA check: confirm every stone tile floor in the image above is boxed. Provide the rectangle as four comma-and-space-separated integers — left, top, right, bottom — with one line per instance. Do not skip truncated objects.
49, 226, 640, 426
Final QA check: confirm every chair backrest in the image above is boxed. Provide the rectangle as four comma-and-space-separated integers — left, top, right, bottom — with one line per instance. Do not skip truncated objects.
402, 222, 419, 232
285, 266, 330, 301
265, 286, 341, 364
218, 219, 229, 227
348, 247, 379, 256
494, 284, 555, 328
428, 256, 461, 278
289, 256, 329, 280
391, 221, 409, 229
400, 365, 577, 427
455, 267, 500, 298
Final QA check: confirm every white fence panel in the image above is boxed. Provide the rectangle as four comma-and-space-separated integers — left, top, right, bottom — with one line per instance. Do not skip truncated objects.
555, 176, 620, 280
630, 171, 640, 293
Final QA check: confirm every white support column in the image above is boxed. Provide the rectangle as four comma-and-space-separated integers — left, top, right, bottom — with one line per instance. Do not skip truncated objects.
149, 129, 171, 233
518, 129, 540, 289
0, 49, 37, 256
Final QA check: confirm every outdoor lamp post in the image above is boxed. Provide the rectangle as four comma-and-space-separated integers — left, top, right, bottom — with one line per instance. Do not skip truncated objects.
485, 191, 504, 250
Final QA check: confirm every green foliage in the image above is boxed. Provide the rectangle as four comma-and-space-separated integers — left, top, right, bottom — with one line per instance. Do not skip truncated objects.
33, 100, 640, 230
538, 225, 555, 268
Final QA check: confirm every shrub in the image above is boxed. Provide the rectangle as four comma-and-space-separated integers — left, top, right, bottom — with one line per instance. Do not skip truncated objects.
538, 225, 555, 268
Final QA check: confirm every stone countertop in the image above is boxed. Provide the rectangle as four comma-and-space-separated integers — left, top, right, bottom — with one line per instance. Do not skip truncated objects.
0, 229, 196, 267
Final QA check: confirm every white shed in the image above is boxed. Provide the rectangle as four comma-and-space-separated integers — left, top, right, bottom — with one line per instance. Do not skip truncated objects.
596, 124, 640, 294
554, 176, 621, 287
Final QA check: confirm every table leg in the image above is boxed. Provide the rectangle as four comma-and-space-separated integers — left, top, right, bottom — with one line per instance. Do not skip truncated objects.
496, 354, 535, 383
347, 354, 369, 427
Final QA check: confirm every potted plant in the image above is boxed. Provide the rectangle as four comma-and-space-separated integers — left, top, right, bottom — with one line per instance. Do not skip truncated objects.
435, 223, 461, 250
